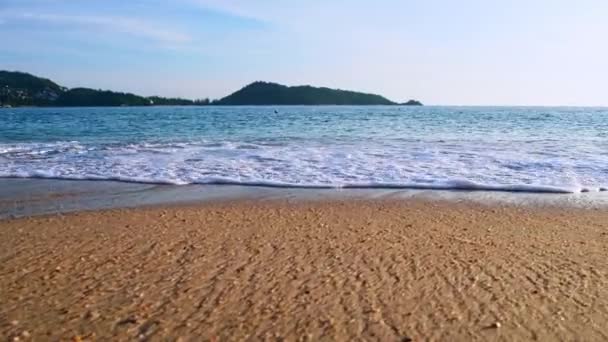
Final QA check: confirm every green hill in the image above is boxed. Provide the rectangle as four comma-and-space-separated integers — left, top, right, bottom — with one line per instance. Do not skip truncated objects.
215, 81, 398, 105
402, 99, 423, 106
55, 88, 152, 107
0, 71, 65, 106
0, 71, 197, 107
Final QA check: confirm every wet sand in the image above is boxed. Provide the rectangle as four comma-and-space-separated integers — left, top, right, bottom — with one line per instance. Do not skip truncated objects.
3, 179, 608, 220
1, 199, 608, 341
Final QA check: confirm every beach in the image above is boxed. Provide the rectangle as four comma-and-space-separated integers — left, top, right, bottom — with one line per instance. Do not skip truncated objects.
2, 198, 608, 341
3, 1, 608, 340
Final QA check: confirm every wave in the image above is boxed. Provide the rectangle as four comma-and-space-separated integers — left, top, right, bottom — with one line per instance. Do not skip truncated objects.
0, 173, 599, 194
1, 138, 607, 195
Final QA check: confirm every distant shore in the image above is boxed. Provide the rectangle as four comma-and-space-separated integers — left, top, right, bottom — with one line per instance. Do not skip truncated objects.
2, 198, 608, 340
0, 103, 421, 109
1, 70, 422, 107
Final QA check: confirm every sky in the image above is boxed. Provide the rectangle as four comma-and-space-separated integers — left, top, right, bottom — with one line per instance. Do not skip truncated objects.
1, 0, 607, 105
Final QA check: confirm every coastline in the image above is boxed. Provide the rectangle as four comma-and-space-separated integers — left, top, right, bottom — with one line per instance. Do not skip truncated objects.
2, 198, 608, 340
2, 178, 608, 220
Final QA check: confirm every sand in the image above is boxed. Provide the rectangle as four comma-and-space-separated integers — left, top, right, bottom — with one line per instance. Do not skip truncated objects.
1, 199, 608, 341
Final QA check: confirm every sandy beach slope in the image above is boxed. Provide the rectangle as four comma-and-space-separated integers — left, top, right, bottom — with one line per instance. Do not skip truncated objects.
1, 200, 608, 341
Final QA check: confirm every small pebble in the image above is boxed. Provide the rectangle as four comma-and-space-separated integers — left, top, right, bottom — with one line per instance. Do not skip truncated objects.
85, 310, 100, 320
21, 331, 30, 338
10, 320, 19, 326
489, 322, 501, 329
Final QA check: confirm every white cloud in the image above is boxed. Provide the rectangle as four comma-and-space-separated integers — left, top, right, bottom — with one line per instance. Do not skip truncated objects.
188, 0, 271, 22
188, 0, 349, 29
5, 12, 191, 44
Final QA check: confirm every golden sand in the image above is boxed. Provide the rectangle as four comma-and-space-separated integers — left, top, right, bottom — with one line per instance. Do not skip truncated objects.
1, 200, 607, 341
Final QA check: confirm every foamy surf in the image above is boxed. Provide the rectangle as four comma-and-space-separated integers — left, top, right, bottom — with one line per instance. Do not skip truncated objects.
0, 173, 601, 194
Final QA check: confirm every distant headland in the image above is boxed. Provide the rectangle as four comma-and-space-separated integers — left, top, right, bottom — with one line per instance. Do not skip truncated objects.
0, 71, 422, 107
214, 81, 422, 106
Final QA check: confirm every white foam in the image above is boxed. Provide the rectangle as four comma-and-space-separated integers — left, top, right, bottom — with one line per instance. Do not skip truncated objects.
0, 139, 606, 194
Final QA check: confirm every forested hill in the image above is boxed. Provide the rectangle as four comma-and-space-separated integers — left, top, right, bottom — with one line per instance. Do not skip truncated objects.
0, 71, 208, 107
214, 81, 405, 105
0, 71, 66, 106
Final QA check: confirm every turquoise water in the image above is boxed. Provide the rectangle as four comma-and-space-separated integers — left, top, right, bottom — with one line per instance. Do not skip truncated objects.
1, 106, 607, 193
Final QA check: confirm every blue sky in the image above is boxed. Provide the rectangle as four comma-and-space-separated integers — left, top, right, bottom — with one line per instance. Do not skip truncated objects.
1, 0, 607, 105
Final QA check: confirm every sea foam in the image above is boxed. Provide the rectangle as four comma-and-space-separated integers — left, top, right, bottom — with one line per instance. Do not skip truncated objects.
0, 139, 604, 193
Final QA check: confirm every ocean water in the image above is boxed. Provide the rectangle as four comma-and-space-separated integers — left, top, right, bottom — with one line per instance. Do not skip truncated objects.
1, 106, 607, 193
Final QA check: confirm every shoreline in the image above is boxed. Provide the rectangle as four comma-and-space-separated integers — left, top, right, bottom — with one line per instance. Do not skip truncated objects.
1, 199, 608, 340
2, 178, 608, 219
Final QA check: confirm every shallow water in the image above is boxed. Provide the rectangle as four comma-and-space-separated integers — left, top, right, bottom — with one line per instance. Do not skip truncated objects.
1, 106, 607, 193
2, 178, 608, 219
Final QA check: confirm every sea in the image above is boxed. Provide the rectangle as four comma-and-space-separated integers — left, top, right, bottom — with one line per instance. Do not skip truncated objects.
1, 106, 607, 194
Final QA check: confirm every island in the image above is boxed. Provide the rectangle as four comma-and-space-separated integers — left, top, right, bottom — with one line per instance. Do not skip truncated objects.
0, 71, 423, 107
215, 81, 398, 105
402, 99, 423, 106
